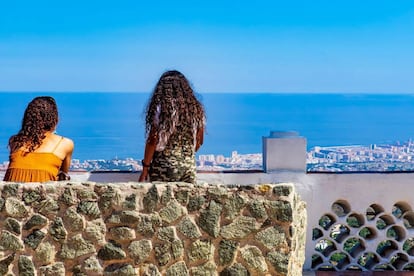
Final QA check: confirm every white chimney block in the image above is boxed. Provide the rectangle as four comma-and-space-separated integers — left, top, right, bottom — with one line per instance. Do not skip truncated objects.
262, 131, 307, 172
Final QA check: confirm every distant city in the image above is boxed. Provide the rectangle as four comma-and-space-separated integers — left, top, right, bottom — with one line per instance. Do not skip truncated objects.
2, 140, 414, 172
307, 140, 414, 172
67, 151, 263, 172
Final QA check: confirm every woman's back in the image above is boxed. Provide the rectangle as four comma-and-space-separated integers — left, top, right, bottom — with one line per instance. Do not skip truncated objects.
4, 133, 73, 182
139, 70, 205, 184
3, 96, 74, 183
149, 123, 197, 182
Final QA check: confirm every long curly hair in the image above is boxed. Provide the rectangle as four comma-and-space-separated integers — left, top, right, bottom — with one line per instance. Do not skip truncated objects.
9, 96, 58, 153
145, 70, 206, 151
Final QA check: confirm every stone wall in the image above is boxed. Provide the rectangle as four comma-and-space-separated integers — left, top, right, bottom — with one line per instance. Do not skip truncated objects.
0, 181, 306, 276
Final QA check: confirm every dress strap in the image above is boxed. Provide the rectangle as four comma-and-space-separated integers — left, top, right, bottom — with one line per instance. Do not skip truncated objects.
51, 136, 64, 153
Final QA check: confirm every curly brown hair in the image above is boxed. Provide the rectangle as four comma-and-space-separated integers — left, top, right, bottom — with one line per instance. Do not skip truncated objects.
145, 70, 206, 150
9, 96, 58, 153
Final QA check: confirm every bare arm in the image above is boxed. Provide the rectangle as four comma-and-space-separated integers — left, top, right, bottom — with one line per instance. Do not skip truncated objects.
60, 138, 74, 173
138, 128, 158, 182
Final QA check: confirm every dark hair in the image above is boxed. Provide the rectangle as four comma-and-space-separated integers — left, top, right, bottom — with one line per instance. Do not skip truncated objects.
9, 96, 58, 153
145, 70, 205, 150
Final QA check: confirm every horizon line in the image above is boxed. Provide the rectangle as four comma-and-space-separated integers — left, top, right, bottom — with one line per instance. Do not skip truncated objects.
1, 91, 414, 95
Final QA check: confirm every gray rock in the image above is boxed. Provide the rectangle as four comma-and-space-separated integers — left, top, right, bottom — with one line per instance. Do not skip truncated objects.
157, 226, 177, 242
77, 201, 101, 219
120, 210, 141, 225
123, 194, 137, 209
82, 256, 103, 274
151, 212, 162, 226
207, 186, 228, 203
49, 218, 67, 242
248, 199, 268, 219
177, 216, 201, 239
97, 241, 126, 261
273, 185, 293, 197
188, 195, 206, 212
18, 255, 35, 276
34, 242, 55, 265
190, 261, 217, 276
154, 243, 170, 266
5, 197, 28, 218
109, 226, 136, 241
24, 230, 46, 249
223, 194, 246, 220
267, 250, 289, 274
43, 185, 58, 195
175, 189, 189, 205
60, 187, 77, 205
198, 201, 222, 237
161, 185, 173, 204
0, 253, 15, 275
0, 230, 24, 251
220, 263, 250, 276
71, 265, 85, 276
24, 214, 48, 231
60, 234, 96, 259
159, 200, 184, 224
188, 239, 214, 262
0, 198, 4, 212
171, 239, 184, 259
22, 189, 43, 205
218, 240, 239, 265
266, 200, 293, 222
77, 188, 98, 201
240, 245, 268, 273
2, 184, 19, 197
104, 263, 137, 276
39, 262, 65, 276
136, 214, 156, 237
128, 239, 152, 264
140, 263, 161, 276
166, 261, 188, 276
220, 216, 259, 239
98, 185, 118, 211
85, 219, 106, 245
143, 185, 159, 212
107, 210, 141, 225
256, 225, 287, 250
5, 217, 21, 234
37, 197, 60, 218
64, 207, 85, 232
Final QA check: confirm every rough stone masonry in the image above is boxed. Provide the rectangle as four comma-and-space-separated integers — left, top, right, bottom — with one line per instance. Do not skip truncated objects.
0, 181, 306, 276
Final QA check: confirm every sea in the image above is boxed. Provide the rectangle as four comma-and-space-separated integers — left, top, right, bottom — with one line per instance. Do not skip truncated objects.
1, 92, 414, 162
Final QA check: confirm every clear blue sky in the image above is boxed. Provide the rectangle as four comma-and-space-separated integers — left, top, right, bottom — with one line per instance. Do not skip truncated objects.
1, 1, 413, 93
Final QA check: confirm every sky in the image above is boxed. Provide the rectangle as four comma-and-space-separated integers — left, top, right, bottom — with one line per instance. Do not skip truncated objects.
1, 1, 414, 93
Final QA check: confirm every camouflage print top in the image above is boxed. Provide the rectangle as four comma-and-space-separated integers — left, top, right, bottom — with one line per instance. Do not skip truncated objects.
149, 124, 197, 183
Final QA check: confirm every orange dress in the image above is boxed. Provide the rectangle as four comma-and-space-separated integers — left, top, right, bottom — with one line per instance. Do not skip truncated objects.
3, 151, 63, 182
3, 138, 64, 182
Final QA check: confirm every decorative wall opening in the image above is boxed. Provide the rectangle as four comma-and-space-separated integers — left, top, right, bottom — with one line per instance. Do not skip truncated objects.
312, 199, 414, 271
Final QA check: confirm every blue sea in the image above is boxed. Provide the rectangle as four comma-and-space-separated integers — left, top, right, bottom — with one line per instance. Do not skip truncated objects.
1, 92, 414, 162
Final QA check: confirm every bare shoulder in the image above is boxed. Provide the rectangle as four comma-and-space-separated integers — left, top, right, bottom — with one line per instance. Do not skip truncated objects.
61, 137, 74, 152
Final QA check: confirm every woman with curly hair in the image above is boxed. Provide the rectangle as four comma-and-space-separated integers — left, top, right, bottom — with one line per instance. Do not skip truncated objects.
139, 70, 206, 183
3, 96, 74, 182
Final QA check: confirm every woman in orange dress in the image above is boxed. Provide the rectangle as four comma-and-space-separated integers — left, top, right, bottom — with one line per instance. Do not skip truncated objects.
3, 96, 74, 182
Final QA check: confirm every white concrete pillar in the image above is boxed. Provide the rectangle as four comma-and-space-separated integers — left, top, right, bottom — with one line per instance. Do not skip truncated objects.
262, 131, 307, 172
